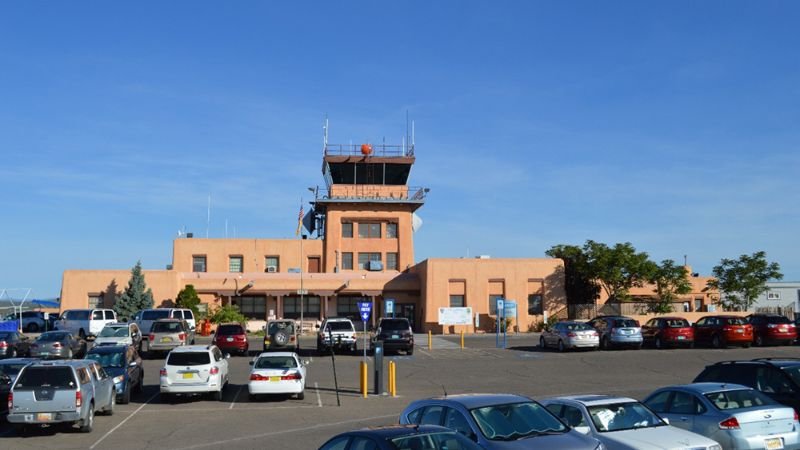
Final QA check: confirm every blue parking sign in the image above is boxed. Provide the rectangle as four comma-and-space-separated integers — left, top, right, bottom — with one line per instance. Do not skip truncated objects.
358, 301, 372, 322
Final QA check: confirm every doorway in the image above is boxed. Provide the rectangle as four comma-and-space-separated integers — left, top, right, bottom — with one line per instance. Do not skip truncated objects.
396, 303, 416, 330
307, 256, 321, 273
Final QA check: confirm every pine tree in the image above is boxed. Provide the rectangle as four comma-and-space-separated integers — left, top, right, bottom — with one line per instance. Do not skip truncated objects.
114, 261, 154, 321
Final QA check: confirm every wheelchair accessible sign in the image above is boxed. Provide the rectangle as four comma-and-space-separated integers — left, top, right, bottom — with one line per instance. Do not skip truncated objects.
358, 301, 372, 322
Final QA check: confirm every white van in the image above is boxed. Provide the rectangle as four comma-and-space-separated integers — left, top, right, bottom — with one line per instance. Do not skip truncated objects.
134, 308, 196, 342
57, 309, 117, 338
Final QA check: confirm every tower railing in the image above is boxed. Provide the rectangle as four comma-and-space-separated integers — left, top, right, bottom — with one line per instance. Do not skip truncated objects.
324, 143, 414, 157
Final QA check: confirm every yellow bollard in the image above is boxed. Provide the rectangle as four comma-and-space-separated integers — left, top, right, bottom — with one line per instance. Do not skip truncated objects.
461, 330, 465, 349
388, 361, 396, 397
428, 330, 432, 351
360, 361, 368, 398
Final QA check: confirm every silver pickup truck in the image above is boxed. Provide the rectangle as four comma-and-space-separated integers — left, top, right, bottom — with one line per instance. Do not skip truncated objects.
7, 360, 115, 434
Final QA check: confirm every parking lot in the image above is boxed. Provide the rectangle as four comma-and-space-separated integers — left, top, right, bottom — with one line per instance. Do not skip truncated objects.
2, 333, 799, 449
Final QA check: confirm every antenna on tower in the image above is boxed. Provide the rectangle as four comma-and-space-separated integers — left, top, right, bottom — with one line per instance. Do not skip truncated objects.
323, 115, 329, 155
406, 110, 409, 155
206, 194, 211, 238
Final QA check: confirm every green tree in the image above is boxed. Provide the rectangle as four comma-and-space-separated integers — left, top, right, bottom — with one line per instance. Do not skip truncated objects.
114, 261, 154, 321
175, 284, 202, 318
545, 244, 600, 304
208, 305, 247, 327
583, 240, 656, 303
647, 259, 692, 313
708, 251, 783, 311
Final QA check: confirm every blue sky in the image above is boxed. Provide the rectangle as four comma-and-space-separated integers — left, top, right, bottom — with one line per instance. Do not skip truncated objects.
1, 2, 798, 299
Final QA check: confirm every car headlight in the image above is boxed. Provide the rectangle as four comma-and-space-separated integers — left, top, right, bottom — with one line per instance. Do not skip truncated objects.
113, 375, 124, 385
708, 445, 722, 450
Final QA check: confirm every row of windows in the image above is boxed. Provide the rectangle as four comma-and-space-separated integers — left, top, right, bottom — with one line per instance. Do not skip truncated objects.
193, 256, 281, 273
233, 296, 363, 320
341, 222, 398, 239
448, 294, 544, 315
341, 252, 398, 271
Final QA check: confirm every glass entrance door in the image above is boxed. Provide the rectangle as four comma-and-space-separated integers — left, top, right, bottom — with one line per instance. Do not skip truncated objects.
396, 303, 416, 330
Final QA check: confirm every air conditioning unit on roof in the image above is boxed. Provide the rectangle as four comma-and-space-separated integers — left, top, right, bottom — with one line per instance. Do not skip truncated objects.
368, 260, 383, 271
266, 266, 277, 273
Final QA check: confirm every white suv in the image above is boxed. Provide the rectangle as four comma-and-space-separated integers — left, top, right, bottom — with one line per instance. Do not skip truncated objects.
316, 317, 358, 354
159, 345, 230, 402
134, 308, 196, 343
57, 309, 117, 339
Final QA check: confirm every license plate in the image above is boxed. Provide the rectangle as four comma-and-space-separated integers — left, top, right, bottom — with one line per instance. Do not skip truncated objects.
677, 336, 685, 340
37, 413, 53, 421
161, 337, 172, 342
226, 337, 234, 342
736, 329, 744, 333
392, 335, 399, 339
182, 372, 194, 379
270, 376, 280, 382
765, 438, 784, 449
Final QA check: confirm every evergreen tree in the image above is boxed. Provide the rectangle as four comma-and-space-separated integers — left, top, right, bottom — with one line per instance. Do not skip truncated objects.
176, 284, 202, 318
114, 261, 154, 321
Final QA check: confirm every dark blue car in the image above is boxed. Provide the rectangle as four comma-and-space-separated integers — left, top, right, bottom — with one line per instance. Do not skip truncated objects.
318, 425, 482, 450
85, 344, 143, 404
399, 394, 604, 449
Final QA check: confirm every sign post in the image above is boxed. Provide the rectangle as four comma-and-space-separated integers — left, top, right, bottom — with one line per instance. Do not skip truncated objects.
358, 301, 372, 361
495, 298, 505, 349
384, 298, 395, 319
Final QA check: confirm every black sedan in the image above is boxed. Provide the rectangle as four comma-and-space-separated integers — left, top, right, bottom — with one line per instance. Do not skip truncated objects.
0, 358, 38, 416
85, 344, 144, 404
0, 331, 33, 358
318, 425, 482, 450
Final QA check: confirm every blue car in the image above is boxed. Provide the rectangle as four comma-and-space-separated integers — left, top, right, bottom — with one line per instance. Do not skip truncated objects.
399, 393, 604, 449
318, 424, 482, 450
85, 344, 143, 404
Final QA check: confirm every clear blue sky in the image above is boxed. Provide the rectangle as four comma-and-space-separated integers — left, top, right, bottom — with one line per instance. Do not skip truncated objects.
1, 2, 798, 299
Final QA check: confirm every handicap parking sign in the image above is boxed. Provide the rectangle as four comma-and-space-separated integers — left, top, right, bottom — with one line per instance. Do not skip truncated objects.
358, 301, 372, 322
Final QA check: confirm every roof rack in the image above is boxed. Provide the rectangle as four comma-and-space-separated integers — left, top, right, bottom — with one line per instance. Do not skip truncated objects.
752, 357, 800, 362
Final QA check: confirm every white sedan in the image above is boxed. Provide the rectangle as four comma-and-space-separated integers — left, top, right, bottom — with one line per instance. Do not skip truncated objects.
541, 395, 722, 450
248, 352, 306, 400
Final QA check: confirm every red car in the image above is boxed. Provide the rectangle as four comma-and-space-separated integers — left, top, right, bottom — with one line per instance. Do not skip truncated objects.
747, 313, 797, 346
641, 316, 694, 349
693, 315, 753, 348
212, 323, 249, 356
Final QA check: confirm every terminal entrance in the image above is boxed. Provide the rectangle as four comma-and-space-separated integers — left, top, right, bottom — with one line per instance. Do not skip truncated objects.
395, 303, 416, 330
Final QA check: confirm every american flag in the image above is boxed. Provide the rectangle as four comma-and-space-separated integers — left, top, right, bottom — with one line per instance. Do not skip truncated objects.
295, 203, 304, 236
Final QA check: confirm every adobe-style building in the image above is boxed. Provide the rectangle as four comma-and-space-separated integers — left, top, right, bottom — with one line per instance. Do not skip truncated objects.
60, 136, 567, 332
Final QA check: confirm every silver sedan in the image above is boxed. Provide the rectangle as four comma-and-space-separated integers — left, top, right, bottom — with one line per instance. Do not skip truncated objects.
540, 321, 600, 351
644, 383, 800, 450
29, 331, 86, 359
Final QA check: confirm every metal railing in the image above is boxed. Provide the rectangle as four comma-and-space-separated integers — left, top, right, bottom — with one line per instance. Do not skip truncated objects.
324, 143, 414, 157
315, 186, 429, 202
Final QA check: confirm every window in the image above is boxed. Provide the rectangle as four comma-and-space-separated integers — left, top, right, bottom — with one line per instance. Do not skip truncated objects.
341, 222, 353, 238
229, 256, 243, 273
193, 256, 207, 273
528, 294, 543, 315
768, 291, 781, 300
337, 297, 361, 319
348, 437, 378, 450
265, 256, 279, 273
444, 408, 473, 436
319, 436, 349, 450
104, 310, 115, 320
420, 406, 444, 425
489, 294, 504, 315
560, 405, 588, 428
236, 296, 266, 320
386, 223, 398, 238
341, 252, 353, 270
358, 252, 381, 270
386, 252, 398, 270
669, 391, 704, 415
694, 297, 703, 312
450, 295, 465, 308
88, 294, 103, 309
283, 296, 320, 319
644, 391, 671, 413
358, 223, 381, 238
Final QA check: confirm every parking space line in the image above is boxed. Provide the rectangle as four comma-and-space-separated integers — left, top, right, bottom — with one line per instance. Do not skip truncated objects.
90, 392, 158, 449
418, 348, 432, 357
315, 382, 322, 407
229, 385, 244, 410
174, 413, 398, 450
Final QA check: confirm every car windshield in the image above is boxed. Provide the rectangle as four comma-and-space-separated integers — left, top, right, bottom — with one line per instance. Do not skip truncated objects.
99, 326, 129, 338
14, 367, 77, 390
390, 431, 482, 449
380, 320, 410, 331
267, 322, 295, 334
767, 316, 792, 324
153, 322, 182, 333
254, 356, 297, 369
167, 352, 210, 366
37, 332, 68, 342
587, 402, 664, 432
217, 325, 244, 335
326, 322, 353, 331
564, 323, 593, 331
86, 351, 125, 368
470, 401, 566, 441
779, 366, 800, 387
665, 319, 689, 327
613, 319, 639, 328
143, 310, 170, 320
705, 389, 776, 410
725, 317, 748, 325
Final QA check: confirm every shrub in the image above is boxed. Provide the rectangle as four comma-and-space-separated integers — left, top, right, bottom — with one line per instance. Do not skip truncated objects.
208, 305, 247, 327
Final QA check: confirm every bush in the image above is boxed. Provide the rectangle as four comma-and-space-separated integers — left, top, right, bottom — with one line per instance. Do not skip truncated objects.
530, 315, 559, 332
208, 305, 247, 327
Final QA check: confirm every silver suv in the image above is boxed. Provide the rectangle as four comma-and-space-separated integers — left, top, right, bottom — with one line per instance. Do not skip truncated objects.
7, 360, 115, 434
316, 317, 358, 354
588, 315, 643, 350
159, 345, 230, 402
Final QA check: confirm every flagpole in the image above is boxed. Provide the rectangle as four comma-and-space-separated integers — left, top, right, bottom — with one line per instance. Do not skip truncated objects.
299, 198, 304, 335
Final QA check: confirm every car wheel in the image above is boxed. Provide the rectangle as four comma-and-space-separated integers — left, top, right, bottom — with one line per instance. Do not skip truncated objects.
755, 334, 764, 347
635, 343, 643, 350
712, 334, 722, 349
601, 336, 610, 350
352, 344, 358, 354
104, 392, 115, 415
14, 424, 28, 436
79, 404, 94, 433
135, 374, 144, 393
742, 342, 751, 348
407, 346, 414, 356
539, 336, 546, 349
557, 340, 565, 352
67, 348, 73, 359
190, 339, 195, 345
249, 393, 258, 402
273, 330, 290, 346
211, 389, 223, 401
121, 385, 131, 404
10, 347, 17, 358
27, 323, 39, 333
688, 342, 695, 349
655, 337, 663, 350
296, 391, 305, 400
160, 392, 172, 404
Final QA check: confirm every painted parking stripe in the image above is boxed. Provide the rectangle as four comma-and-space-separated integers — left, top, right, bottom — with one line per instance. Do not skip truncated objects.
229, 385, 244, 410
315, 382, 322, 407
90, 392, 158, 449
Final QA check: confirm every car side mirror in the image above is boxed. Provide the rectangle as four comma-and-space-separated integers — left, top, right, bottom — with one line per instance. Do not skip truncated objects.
248, 360, 254, 365
190, 326, 196, 331
574, 426, 591, 435
303, 360, 310, 366
225, 353, 231, 359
